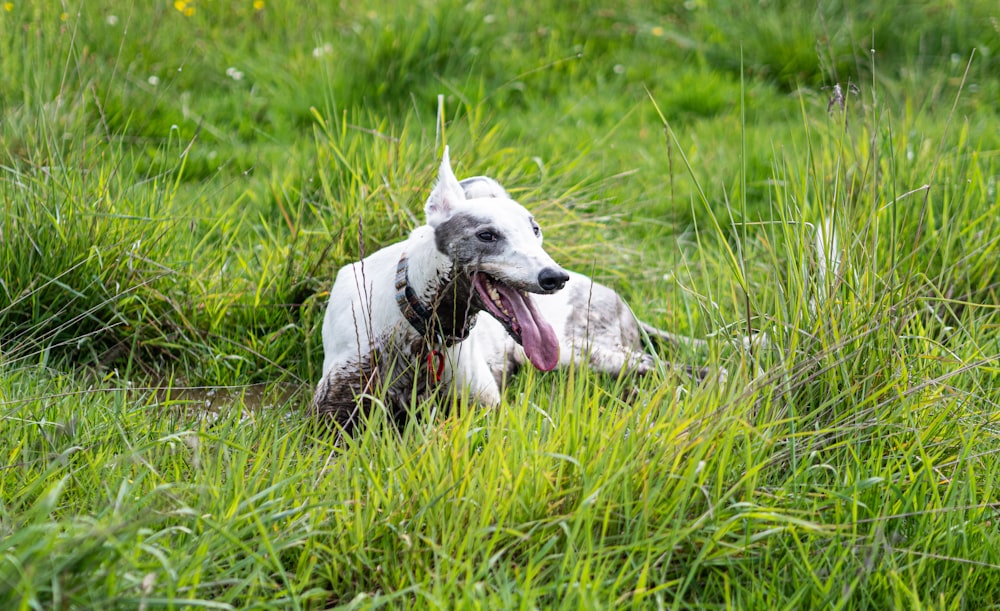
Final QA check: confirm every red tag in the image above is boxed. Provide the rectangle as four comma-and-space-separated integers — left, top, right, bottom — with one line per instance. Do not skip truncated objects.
426, 350, 445, 383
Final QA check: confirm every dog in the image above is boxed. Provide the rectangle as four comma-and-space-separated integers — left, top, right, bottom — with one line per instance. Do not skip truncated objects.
313, 147, 570, 434
314, 148, 710, 435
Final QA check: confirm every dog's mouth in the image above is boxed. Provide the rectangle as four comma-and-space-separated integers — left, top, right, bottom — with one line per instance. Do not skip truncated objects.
471, 272, 559, 371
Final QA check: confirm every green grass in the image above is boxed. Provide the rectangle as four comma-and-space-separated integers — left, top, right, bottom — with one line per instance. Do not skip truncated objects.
3, 0, 1000, 607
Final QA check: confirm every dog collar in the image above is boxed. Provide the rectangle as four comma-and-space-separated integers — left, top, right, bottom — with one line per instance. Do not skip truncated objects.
395, 253, 435, 336
394, 253, 472, 346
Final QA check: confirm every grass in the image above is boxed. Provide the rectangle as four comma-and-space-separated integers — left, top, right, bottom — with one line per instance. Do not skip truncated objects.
2, 0, 1000, 607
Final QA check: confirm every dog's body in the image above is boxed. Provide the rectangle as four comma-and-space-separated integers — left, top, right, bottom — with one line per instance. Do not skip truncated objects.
314, 150, 703, 434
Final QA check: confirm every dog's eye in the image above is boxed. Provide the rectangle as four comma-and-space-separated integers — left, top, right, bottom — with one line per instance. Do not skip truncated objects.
477, 231, 497, 243
532, 225, 542, 238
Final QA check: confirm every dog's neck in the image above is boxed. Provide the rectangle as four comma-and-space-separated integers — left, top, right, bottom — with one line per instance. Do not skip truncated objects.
395, 227, 479, 345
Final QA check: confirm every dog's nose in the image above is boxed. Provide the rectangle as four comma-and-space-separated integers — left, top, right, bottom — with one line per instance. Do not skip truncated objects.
538, 267, 570, 292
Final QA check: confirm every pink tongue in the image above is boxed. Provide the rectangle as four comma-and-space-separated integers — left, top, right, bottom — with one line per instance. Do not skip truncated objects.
494, 284, 560, 371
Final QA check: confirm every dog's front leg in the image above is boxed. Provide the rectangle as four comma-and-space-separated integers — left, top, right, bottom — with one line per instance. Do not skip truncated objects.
444, 341, 502, 407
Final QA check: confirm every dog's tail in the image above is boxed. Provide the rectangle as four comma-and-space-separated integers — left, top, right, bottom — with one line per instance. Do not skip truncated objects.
640, 319, 770, 354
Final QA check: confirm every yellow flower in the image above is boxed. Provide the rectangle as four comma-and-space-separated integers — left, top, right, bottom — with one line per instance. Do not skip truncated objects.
3, 2, 13, 12
174, 0, 194, 15
651, 26, 665, 37
253, 0, 264, 9
174, 0, 185, 10
60, 12, 68, 20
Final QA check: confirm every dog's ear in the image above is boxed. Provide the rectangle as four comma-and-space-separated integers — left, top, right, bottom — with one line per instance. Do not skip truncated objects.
425, 146, 466, 227
460, 176, 508, 200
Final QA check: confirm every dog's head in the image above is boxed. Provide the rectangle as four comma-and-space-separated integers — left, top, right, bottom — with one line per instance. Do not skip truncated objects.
424, 147, 568, 371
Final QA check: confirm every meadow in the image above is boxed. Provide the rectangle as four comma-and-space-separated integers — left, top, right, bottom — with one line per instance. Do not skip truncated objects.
2, 0, 1000, 607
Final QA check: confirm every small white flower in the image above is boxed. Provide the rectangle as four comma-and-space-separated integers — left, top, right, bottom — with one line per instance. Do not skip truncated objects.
148, 75, 160, 86
312, 43, 333, 58
225, 67, 244, 81
106, 14, 118, 25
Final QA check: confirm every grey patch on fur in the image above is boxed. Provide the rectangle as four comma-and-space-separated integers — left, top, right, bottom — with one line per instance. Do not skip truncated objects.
563, 281, 640, 352
434, 212, 504, 261
312, 333, 447, 435
421, 273, 481, 342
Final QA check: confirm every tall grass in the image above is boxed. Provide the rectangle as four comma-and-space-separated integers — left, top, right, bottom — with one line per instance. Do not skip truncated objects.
2, 0, 1000, 607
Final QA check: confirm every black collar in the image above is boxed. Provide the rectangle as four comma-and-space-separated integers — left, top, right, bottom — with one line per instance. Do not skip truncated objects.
394, 253, 472, 345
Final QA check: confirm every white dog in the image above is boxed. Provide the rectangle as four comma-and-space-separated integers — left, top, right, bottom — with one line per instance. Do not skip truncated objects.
314, 148, 570, 433
314, 148, 708, 434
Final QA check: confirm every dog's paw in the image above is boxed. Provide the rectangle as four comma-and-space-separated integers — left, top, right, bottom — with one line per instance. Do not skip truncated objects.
637, 353, 657, 375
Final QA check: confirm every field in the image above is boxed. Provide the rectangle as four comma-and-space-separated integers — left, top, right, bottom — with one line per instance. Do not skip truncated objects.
3, 0, 1000, 608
